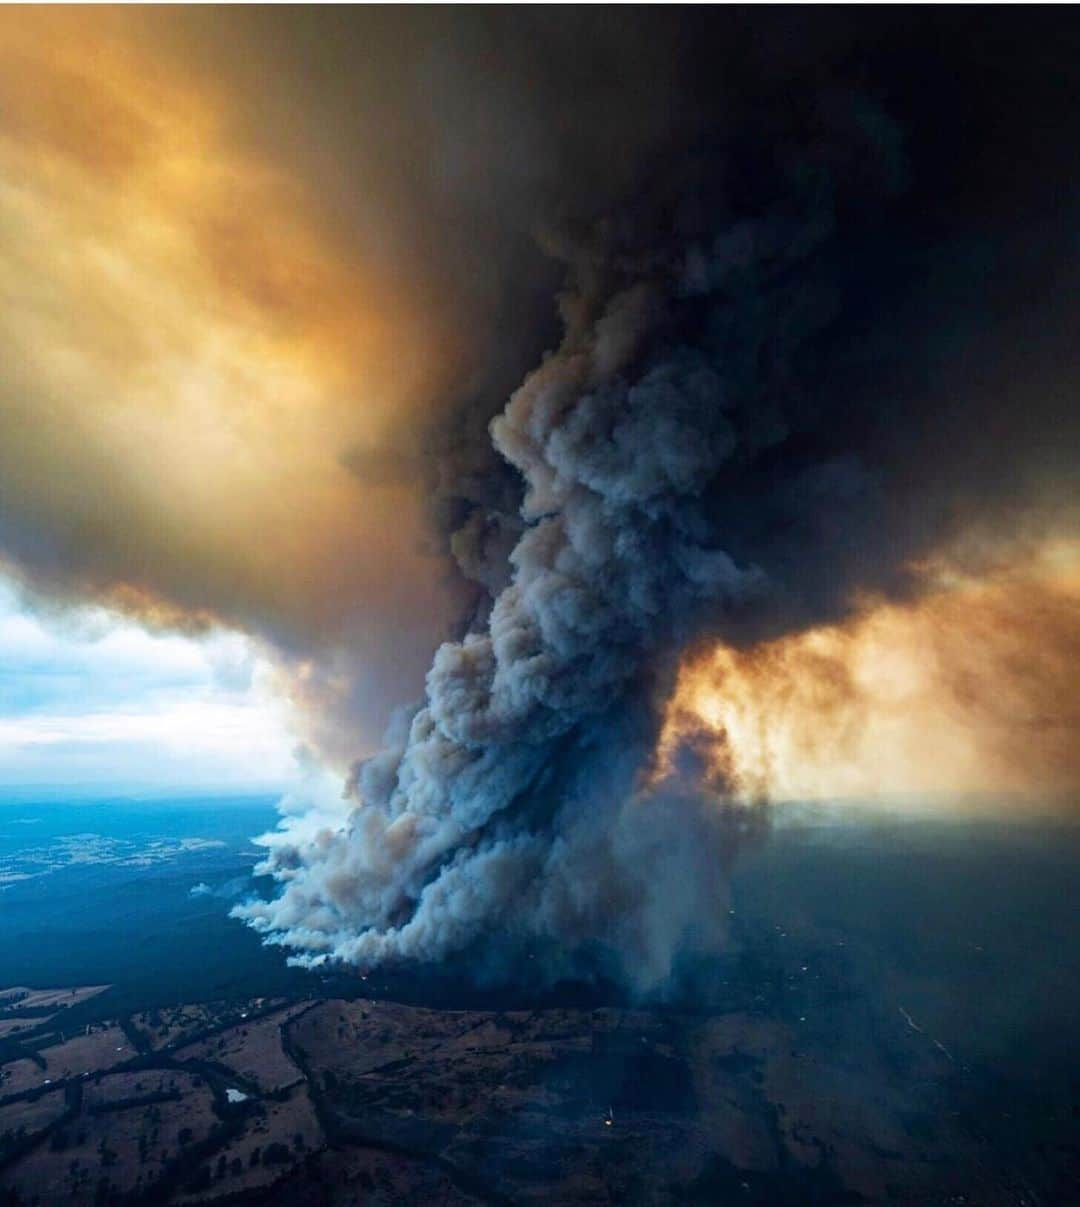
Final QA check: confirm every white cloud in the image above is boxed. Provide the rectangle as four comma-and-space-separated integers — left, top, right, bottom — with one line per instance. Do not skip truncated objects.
0, 575, 298, 792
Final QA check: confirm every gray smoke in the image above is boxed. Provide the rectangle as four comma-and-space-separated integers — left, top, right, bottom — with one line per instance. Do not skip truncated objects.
236, 94, 896, 986
236, 14, 1080, 988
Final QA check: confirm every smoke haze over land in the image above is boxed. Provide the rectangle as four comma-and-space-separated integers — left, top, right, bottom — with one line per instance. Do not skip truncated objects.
1, 10, 1078, 984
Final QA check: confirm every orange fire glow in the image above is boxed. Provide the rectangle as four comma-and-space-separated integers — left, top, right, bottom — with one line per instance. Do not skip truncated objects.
652, 544, 1080, 806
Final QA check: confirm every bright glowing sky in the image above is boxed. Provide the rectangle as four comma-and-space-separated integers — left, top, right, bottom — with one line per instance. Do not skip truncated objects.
0, 572, 298, 794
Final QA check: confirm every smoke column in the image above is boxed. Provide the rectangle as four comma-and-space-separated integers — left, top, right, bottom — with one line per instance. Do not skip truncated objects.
236, 14, 1080, 987
0, 11, 1075, 986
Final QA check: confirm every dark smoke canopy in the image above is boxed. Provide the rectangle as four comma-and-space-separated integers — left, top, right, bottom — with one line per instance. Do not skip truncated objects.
236, 11, 1080, 986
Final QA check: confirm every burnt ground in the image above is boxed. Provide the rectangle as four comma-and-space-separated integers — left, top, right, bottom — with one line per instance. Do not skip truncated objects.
2, 815, 1078, 1204
0, 937, 1074, 1206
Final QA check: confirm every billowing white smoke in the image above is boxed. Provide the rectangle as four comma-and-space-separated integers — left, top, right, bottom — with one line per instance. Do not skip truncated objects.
235, 67, 1080, 986
234, 258, 790, 987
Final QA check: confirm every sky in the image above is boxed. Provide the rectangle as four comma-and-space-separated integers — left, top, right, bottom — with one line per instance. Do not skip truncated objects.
0, 571, 297, 794
1, 9, 1078, 977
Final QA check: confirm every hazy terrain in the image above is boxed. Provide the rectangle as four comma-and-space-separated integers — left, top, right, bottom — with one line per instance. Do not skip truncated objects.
0, 798, 309, 1011
0, 797, 1077, 1203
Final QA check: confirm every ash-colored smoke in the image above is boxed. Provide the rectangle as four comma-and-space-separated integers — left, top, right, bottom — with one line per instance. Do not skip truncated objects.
234, 95, 907, 985
222, 12, 1080, 986
0, 10, 1076, 984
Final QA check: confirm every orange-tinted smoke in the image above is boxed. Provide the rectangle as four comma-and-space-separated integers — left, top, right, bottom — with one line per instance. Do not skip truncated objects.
0, 10, 466, 756
652, 543, 1080, 806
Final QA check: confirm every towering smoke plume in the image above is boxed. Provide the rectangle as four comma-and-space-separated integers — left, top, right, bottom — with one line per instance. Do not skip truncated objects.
0, 11, 1076, 985
237, 16, 1080, 986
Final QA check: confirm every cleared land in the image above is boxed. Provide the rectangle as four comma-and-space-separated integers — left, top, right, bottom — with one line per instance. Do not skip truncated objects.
0, 988, 109, 1014
0, 981, 1068, 1205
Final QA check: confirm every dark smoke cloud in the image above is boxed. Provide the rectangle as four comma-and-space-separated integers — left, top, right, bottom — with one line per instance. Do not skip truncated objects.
239, 12, 1080, 986
0, 8, 774, 754
0, 10, 1075, 984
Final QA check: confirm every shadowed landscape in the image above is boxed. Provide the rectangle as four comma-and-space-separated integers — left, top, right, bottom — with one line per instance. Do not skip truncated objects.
1, 798, 1077, 1204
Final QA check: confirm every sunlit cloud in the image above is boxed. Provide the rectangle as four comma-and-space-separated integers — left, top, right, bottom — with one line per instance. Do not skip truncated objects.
0, 576, 298, 793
